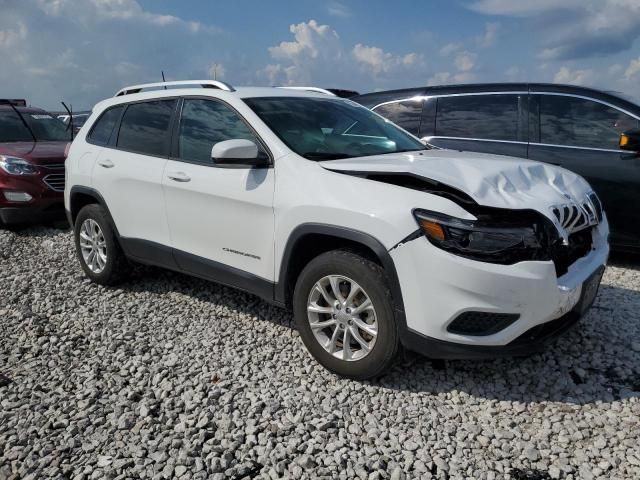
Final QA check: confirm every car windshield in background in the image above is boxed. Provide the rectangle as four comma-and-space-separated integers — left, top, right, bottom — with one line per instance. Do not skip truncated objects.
244, 97, 426, 160
0, 109, 69, 142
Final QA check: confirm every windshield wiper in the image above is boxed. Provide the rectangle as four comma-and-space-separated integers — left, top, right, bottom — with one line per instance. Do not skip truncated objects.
0, 100, 36, 142
303, 152, 351, 160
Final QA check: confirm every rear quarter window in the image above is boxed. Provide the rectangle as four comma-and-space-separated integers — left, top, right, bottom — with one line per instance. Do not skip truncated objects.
88, 107, 123, 145
116, 100, 176, 156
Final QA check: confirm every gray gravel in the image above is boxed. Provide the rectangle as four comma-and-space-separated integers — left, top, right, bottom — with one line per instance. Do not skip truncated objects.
1, 227, 639, 480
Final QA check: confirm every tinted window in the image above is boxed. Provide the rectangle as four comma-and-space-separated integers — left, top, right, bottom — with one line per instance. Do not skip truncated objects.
89, 107, 123, 145
244, 97, 425, 161
539, 95, 639, 149
0, 109, 33, 142
178, 99, 262, 163
117, 100, 176, 156
373, 100, 422, 135
436, 94, 519, 141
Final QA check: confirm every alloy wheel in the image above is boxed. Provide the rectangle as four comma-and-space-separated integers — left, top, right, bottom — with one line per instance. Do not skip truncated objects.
306, 274, 378, 361
79, 218, 108, 274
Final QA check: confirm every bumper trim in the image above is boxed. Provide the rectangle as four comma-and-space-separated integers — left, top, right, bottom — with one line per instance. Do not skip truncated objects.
401, 309, 581, 360
0, 205, 65, 225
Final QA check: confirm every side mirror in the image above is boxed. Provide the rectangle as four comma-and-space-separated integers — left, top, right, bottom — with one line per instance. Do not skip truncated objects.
211, 139, 268, 167
619, 130, 640, 152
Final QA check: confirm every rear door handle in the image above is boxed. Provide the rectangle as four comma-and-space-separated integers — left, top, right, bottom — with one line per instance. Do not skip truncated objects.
98, 159, 114, 168
167, 172, 191, 182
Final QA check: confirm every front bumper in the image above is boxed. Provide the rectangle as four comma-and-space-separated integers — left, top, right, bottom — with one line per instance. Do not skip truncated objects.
390, 219, 609, 357
0, 203, 65, 225
0, 171, 64, 225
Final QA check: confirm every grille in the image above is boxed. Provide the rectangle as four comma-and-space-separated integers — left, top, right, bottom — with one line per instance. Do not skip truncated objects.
41, 163, 65, 192
551, 192, 601, 235
447, 312, 520, 336
587, 192, 603, 222
43, 173, 65, 192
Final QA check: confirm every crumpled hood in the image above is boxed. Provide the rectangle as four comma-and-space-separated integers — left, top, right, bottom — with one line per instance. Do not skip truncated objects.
320, 149, 596, 237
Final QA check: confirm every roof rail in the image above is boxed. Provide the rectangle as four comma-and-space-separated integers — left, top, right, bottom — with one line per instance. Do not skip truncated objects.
114, 80, 235, 97
276, 86, 337, 96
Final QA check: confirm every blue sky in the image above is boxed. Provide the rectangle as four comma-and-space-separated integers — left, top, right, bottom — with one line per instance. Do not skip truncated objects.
1, 0, 639, 109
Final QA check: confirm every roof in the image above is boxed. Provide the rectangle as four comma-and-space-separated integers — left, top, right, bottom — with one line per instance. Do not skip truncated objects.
352, 82, 640, 112
94, 82, 345, 113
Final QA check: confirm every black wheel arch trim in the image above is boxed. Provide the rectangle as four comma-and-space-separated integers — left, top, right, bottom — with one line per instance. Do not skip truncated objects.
68, 186, 120, 234
276, 223, 410, 343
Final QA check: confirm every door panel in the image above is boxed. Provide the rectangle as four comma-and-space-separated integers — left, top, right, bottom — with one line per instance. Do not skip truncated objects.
163, 163, 275, 279
92, 147, 171, 245
91, 99, 176, 250
163, 97, 275, 281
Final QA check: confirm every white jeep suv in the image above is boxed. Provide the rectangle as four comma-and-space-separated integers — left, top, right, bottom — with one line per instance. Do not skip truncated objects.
65, 80, 609, 379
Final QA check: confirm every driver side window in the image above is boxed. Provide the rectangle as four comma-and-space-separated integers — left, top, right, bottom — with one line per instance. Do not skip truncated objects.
178, 99, 262, 163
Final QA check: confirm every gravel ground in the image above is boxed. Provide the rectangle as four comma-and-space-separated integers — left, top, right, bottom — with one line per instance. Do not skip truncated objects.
1, 227, 639, 480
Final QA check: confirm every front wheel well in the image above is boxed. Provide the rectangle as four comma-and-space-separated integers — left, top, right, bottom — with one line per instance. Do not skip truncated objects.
280, 233, 383, 308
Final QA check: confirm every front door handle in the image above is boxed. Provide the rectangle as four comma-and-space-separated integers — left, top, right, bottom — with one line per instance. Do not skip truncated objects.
98, 159, 114, 168
167, 172, 191, 182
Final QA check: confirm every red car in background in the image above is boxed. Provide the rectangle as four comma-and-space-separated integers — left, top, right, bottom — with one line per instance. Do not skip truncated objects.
0, 99, 70, 225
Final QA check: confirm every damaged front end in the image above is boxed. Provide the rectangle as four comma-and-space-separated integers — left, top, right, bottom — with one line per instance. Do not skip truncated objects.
352, 172, 599, 277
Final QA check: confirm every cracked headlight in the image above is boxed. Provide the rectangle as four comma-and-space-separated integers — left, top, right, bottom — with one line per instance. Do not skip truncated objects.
413, 209, 544, 264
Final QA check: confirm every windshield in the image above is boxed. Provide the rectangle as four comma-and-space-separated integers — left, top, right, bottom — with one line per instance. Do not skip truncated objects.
0, 109, 70, 142
244, 97, 426, 160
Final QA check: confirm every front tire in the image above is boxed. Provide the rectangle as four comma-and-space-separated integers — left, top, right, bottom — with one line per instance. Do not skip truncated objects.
293, 250, 399, 379
74, 204, 129, 285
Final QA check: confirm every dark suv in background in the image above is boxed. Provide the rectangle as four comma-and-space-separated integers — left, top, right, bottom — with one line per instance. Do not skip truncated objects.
353, 83, 640, 250
0, 99, 70, 225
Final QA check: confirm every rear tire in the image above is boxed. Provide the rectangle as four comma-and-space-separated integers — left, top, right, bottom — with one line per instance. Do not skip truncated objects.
293, 250, 399, 379
74, 204, 129, 285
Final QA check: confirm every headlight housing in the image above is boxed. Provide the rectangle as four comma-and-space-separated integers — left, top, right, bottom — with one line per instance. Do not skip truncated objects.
0, 156, 38, 175
413, 209, 547, 264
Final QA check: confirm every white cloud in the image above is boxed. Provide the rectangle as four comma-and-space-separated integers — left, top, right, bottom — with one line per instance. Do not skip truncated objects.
0, 21, 27, 49
469, 0, 640, 61
553, 66, 593, 86
454, 51, 477, 72
269, 20, 341, 62
624, 57, 640, 80
262, 20, 427, 89
477, 22, 499, 48
439, 43, 462, 57
0, 0, 224, 109
352, 44, 422, 74
327, 2, 352, 18
468, 0, 583, 16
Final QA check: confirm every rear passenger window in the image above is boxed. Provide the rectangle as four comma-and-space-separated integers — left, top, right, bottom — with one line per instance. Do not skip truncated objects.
117, 100, 176, 156
88, 107, 123, 145
178, 99, 262, 163
373, 100, 423, 136
436, 95, 519, 141
539, 95, 639, 149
